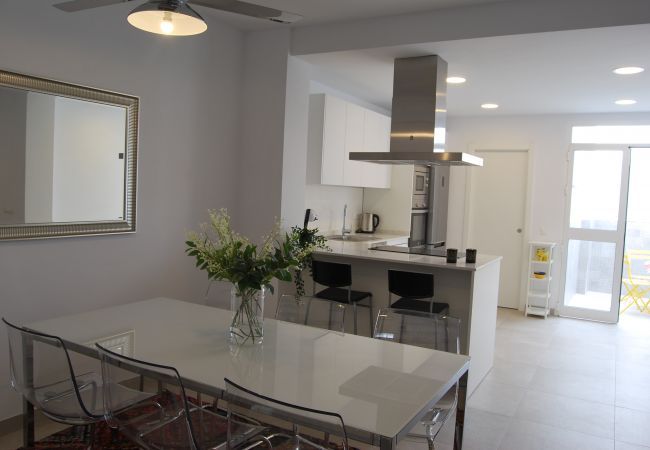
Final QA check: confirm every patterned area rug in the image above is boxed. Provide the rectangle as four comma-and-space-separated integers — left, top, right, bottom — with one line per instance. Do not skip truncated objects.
17, 422, 140, 449
17, 391, 354, 450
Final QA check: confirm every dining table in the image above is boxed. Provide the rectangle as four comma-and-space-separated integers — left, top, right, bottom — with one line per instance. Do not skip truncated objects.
23, 297, 470, 449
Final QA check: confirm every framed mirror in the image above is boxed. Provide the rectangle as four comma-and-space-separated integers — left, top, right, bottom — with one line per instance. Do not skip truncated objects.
0, 70, 138, 240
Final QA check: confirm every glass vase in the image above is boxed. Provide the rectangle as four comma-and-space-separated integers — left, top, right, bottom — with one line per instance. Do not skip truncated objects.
230, 286, 264, 345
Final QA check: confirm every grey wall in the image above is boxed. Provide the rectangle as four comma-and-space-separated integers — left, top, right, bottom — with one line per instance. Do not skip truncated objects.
0, 88, 27, 225
234, 29, 291, 239
0, 0, 244, 420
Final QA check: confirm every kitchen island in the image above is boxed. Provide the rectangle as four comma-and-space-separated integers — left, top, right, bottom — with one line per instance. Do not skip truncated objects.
312, 238, 502, 395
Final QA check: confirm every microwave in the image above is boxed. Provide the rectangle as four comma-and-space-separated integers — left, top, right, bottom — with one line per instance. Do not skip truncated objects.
413, 166, 430, 196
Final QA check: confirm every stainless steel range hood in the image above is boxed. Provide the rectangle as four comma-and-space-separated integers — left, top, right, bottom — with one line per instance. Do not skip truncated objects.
349, 55, 483, 167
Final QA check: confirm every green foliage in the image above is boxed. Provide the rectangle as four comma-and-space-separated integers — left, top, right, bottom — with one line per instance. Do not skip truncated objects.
286, 225, 329, 298
186, 209, 298, 296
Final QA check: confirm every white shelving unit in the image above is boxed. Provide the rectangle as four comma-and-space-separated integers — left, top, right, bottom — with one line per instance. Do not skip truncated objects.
525, 241, 557, 318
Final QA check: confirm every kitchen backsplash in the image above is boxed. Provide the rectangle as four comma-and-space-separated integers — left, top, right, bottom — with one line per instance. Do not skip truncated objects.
304, 184, 363, 234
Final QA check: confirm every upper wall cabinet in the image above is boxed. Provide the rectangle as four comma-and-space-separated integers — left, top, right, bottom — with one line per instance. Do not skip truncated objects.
307, 94, 391, 189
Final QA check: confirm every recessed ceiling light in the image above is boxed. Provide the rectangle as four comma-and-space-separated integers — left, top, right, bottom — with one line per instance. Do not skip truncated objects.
447, 76, 467, 84
481, 103, 499, 109
615, 99, 637, 105
613, 66, 644, 75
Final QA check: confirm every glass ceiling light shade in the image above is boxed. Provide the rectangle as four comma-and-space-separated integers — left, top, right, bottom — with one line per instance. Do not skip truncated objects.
128, 0, 207, 36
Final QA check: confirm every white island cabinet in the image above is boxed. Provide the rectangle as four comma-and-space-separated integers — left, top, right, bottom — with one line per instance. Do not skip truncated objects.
312, 240, 502, 395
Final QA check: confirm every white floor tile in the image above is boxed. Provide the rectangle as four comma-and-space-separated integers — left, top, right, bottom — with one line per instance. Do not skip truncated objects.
468, 380, 525, 417
529, 366, 615, 404
494, 340, 546, 366
538, 349, 616, 380
616, 363, 650, 413
616, 342, 650, 368
547, 336, 617, 361
616, 442, 650, 450
499, 419, 614, 450
616, 407, 650, 447
495, 327, 554, 347
484, 358, 538, 388
515, 390, 615, 439
462, 408, 511, 450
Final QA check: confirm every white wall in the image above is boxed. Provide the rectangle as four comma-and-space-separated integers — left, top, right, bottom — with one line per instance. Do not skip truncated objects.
362, 165, 413, 234
305, 184, 364, 234
446, 112, 650, 310
24, 92, 55, 223
51, 97, 126, 222
0, 0, 244, 420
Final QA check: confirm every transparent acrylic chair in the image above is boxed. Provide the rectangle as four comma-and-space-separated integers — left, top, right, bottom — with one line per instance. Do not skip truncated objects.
373, 309, 461, 450
276, 294, 346, 332
224, 377, 349, 450
97, 344, 267, 450
3, 318, 158, 448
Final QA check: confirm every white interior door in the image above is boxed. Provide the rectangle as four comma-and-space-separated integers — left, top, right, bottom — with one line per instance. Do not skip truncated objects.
467, 150, 529, 308
560, 145, 630, 323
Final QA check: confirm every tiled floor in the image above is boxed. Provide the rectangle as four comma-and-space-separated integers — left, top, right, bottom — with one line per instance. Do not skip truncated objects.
1, 308, 649, 450
461, 308, 650, 450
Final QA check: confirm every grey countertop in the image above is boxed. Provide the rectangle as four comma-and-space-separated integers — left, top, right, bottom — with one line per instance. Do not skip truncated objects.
315, 237, 502, 272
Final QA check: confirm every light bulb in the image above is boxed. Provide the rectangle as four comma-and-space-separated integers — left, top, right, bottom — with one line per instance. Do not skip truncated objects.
160, 12, 174, 34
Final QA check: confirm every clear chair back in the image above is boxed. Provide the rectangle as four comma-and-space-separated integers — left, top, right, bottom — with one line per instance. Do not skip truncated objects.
276, 295, 346, 333
3, 318, 100, 423
374, 308, 460, 353
96, 344, 199, 449
224, 377, 349, 450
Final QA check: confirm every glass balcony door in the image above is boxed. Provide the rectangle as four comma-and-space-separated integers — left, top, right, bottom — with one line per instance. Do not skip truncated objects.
560, 145, 630, 322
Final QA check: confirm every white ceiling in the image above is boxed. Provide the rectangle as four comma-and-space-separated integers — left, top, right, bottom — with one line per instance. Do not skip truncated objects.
205, 0, 514, 29
300, 25, 650, 116
47, 0, 516, 30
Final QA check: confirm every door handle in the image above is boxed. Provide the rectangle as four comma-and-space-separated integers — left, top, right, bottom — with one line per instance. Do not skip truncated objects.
516, 228, 523, 234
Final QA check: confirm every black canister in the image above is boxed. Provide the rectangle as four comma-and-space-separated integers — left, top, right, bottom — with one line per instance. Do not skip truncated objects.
446, 248, 458, 263
466, 248, 477, 264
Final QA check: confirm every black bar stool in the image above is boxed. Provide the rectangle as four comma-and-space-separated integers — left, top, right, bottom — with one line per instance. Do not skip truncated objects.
310, 260, 373, 335
388, 270, 449, 315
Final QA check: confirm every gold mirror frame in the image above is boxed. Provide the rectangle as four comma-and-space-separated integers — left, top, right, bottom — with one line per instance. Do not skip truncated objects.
0, 70, 138, 241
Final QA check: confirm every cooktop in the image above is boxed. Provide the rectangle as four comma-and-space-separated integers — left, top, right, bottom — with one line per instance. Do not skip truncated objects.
370, 245, 466, 258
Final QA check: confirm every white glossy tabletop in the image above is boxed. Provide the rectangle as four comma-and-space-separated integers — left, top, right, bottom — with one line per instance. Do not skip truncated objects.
28, 298, 469, 441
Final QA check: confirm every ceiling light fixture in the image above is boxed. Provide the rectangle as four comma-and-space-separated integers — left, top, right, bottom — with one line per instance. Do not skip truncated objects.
615, 99, 637, 105
446, 76, 467, 84
128, 0, 207, 36
613, 66, 644, 75
481, 103, 499, 109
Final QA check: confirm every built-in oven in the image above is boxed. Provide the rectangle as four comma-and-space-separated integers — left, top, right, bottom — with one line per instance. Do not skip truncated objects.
409, 209, 428, 247
412, 166, 430, 196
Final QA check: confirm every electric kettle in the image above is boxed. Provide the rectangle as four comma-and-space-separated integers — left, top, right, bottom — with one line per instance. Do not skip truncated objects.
360, 213, 380, 233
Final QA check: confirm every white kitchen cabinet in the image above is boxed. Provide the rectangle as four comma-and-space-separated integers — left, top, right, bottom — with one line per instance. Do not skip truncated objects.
308, 93, 391, 188
319, 95, 346, 185
362, 109, 392, 188
343, 102, 366, 187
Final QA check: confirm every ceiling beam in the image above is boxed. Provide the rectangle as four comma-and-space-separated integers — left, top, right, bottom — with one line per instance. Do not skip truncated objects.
291, 0, 650, 55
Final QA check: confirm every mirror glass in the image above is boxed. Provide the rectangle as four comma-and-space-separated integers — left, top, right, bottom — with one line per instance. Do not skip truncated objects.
0, 70, 138, 240
0, 86, 127, 225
